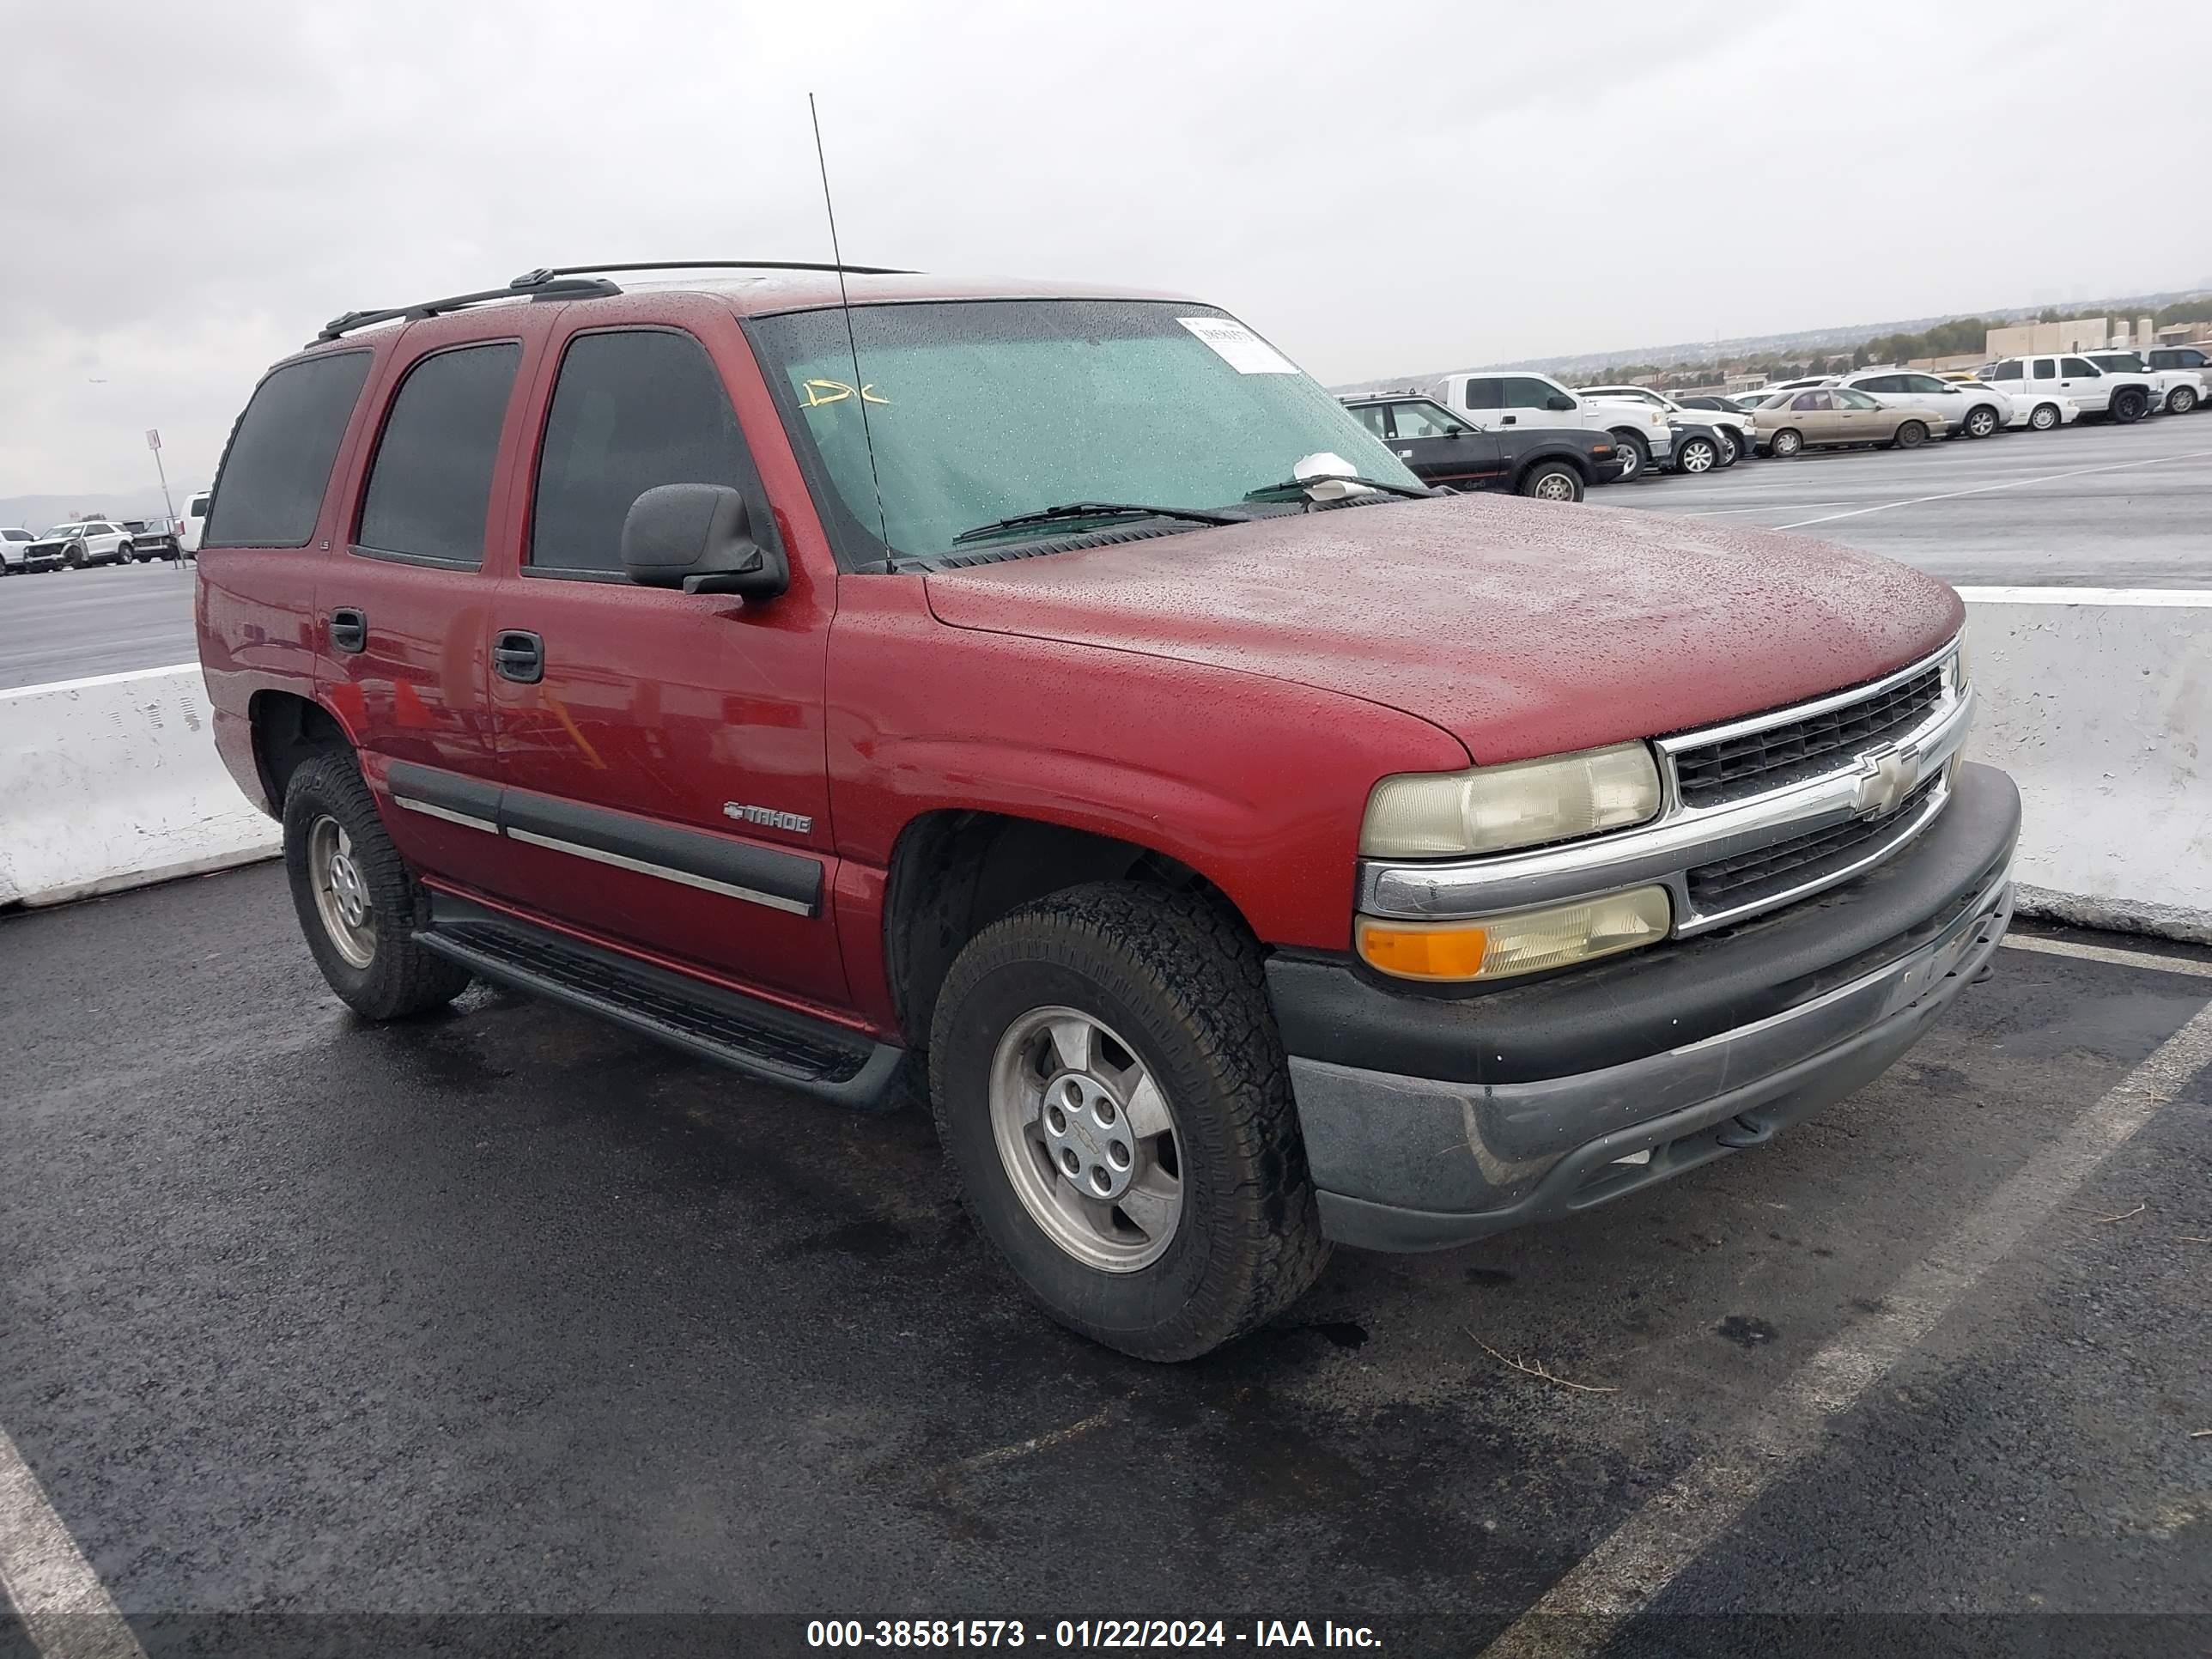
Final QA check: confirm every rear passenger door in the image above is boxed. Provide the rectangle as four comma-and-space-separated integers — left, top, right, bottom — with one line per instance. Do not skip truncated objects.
486, 319, 845, 1006
319, 329, 525, 899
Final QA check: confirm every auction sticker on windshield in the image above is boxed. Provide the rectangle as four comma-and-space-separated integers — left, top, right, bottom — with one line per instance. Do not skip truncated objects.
1178, 316, 1297, 374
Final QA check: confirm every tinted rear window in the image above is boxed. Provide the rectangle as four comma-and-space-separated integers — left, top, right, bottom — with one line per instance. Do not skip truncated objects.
356, 342, 521, 567
204, 350, 372, 548
187, 495, 210, 516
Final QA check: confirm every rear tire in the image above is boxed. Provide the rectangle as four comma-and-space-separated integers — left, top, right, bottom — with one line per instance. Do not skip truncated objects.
1769, 428, 1803, 458
928, 884, 1329, 1362
2030, 402, 2061, 431
1609, 429, 1650, 481
2169, 386, 2199, 415
2111, 388, 2148, 424
283, 750, 472, 1020
1518, 461, 1584, 501
1893, 421, 1929, 450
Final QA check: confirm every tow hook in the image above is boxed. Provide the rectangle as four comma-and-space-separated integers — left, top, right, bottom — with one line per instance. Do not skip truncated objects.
1716, 1112, 1776, 1150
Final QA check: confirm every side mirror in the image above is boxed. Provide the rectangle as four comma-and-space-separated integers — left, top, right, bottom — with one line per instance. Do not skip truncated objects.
620, 483, 787, 599
1546, 393, 1577, 411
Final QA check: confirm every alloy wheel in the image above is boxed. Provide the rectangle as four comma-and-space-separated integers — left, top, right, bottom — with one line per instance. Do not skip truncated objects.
307, 814, 376, 969
988, 1006, 1182, 1272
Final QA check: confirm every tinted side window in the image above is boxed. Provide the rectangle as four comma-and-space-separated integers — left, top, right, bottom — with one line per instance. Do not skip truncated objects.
1462, 378, 1503, 411
2031, 360, 2057, 380
1503, 377, 1555, 410
204, 350, 373, 548
2061, 357, 2098, 377
1993, 361, 2023, 381
531, 330, 751, 574
1348, 404, 1390, 439
356, 343, 521, 567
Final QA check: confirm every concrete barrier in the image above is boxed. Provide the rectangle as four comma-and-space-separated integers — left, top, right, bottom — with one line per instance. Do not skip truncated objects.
0, 664, 279, 909
1960, 587, 2211, 945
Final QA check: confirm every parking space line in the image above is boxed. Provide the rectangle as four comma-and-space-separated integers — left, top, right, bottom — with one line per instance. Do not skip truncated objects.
1480, 997, 2212, 1658
2003, 933, 2212, 978
0, 1425, 146, 1659
1770, 448, 2212, 531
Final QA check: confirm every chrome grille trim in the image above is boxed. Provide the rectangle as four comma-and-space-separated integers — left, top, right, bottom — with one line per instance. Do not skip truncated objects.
1357, 636, 1969, 937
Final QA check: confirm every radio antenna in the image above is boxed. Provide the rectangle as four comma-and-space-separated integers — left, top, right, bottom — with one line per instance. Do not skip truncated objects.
809, 94, 894, 574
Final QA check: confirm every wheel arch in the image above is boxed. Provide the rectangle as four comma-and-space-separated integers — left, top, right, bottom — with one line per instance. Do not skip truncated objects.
881, 809, 1254, 1051
247, 688, 357, 812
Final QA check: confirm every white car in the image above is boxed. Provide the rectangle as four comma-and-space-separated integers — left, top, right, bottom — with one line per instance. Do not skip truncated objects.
1830, 368, 2009, 440
22, 519, 139, 569
2082, 350, 2200, 416
1978, 355, 2160, 423
1997, 389, 2081, 432
1424, 370, 1676, 481
2143, 345, 2211, 408
0, 527, 36, 574
179, 489, 211, 556
1577, 385, 1753, 465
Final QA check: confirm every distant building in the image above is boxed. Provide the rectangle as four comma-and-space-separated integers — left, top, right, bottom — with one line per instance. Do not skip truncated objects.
1984, 318, 2110, 357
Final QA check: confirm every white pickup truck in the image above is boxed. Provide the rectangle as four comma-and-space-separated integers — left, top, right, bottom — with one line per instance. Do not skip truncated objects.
1423, 370, 1676, 481
2082, 349, 2201, 416
1978, 354, 2159, 423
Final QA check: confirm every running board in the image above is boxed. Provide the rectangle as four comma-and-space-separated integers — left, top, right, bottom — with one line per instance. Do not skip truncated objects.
417, 895, 905, 1110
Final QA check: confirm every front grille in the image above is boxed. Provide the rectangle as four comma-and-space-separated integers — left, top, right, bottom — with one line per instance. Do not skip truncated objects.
1672, 665, 1943, 806
1686, 777, 1940, 914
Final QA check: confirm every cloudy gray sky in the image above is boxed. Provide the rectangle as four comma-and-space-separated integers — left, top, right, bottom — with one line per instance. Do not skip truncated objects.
4, 0, 2209, 501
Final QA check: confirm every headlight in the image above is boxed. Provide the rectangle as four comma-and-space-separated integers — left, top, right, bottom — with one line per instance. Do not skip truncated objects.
1357, 886, 1673, 982
1361, 742, 1662, 859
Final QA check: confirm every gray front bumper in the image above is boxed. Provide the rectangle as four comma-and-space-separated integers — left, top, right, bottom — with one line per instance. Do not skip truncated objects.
1297, 864, 2014, 1252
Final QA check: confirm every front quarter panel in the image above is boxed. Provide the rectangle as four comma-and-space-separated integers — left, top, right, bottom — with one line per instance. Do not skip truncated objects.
825, 576, 1470, 962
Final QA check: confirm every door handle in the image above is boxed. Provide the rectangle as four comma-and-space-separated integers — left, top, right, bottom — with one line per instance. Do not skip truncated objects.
329, 608, 367, 654
1501, 414, 1517, 425
493, 629, 544, 685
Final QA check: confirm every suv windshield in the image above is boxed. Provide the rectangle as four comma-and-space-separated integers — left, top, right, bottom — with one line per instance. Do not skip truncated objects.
745, 300, 1419, 567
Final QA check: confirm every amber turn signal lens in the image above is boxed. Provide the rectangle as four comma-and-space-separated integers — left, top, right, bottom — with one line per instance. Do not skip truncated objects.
1354, 920, 1492, 981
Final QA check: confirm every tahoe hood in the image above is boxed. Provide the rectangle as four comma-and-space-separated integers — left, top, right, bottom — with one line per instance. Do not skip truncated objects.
923, 493, 1963, 765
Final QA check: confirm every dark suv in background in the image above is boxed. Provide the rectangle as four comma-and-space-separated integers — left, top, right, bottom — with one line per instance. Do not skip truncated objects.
1340, 394, 1623, 500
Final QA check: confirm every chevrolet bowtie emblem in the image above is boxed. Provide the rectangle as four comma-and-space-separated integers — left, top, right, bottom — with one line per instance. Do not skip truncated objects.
1850, 744, 1921, 818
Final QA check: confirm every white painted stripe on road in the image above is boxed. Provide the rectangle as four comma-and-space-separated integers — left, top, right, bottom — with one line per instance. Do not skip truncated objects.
2002, 933, 2212, 978
0, 661, 199, 702
1480, 997, 2212, 1658
1955, 586, 2212, 607
1769, 448, 2212, 532
0, 1425, 146, 1659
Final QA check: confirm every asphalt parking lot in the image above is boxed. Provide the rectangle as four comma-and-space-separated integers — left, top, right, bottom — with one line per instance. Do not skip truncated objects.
0, 561, 198, 691
1622, 417, 2212, 586
4, 864, 2209, 1655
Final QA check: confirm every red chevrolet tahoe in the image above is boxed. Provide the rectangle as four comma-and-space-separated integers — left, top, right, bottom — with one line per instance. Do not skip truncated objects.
195, 263, 2019, 1360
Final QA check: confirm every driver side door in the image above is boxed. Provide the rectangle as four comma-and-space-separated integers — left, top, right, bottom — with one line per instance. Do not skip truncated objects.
487, 318, 845, 1005
1381, 399, 1504, 490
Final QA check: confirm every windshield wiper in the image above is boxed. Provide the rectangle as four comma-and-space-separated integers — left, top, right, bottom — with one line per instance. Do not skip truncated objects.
951, 501, 1243, 547
1241, 474, 1436, 503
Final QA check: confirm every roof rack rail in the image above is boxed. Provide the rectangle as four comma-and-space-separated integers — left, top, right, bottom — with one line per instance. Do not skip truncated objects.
507, 259, 911, 286
316, 275, 621, 343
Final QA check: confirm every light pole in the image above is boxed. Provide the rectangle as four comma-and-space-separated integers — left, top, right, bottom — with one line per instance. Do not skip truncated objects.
145, 428, 182, 568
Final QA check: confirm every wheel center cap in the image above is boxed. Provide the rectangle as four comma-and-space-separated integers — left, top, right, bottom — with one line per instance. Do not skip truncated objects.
1039, 1071, 1137, 1202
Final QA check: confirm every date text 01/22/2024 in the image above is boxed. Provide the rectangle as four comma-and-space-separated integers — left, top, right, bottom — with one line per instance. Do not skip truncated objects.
805, 1620, 1383, 1649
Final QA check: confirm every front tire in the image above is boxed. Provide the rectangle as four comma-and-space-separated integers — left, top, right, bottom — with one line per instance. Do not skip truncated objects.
1518, 461, 1584, 501
1963, 404, 2000, 439
1608, 429, 1650, 482
1716, 429, 1739, 466
2111, 388, 2148, 424
928, 884, 1329, 1362
2169, 386, 2199, 416
1675, 435, 1719, 474
1893, 420, 1929, 449
2030, 402, 2061, 431
283, 750, 472, 1020
115, 541, 135, 563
